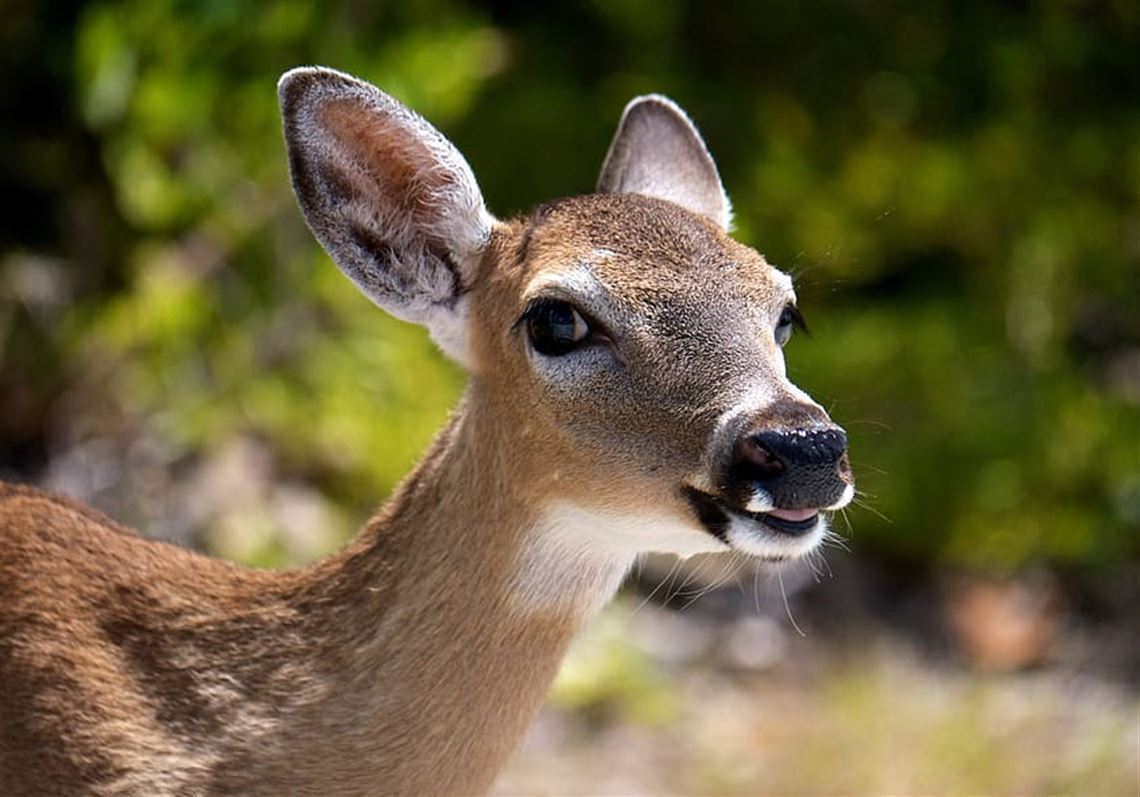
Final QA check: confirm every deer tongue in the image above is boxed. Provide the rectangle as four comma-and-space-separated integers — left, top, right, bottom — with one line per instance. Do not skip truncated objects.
766, 507, 818, 522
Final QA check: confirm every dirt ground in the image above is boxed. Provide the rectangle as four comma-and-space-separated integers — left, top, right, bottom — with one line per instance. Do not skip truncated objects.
495, 558, 1140, 795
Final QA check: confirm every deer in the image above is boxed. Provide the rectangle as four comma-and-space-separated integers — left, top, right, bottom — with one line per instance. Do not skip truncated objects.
0, 66, 854, 796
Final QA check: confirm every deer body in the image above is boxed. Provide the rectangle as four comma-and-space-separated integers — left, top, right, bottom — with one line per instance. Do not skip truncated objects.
0, 68, 853, 796
0, 406, 614, 796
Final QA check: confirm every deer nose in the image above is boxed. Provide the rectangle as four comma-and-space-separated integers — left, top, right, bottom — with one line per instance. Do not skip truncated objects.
730, 426, 850, 510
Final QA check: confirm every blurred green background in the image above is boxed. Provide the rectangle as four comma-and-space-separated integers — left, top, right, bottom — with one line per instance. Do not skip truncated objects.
1, 1, 1137, 793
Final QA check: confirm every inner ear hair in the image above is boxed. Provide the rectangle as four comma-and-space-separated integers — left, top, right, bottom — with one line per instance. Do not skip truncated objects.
597, 94, 732, 231
278, 66, 495, 364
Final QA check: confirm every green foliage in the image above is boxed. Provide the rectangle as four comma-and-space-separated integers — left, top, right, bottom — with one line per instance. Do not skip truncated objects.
2, 0, 1136, 567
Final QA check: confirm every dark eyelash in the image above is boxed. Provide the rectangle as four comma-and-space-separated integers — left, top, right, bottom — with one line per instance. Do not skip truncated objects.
512, 299, 543, 332
513, 298, 564, 332
786, 304, 809, 336
515, 298, 610, 339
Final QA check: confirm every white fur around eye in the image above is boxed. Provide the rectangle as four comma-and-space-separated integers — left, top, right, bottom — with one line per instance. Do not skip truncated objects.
525, 344, 618, 392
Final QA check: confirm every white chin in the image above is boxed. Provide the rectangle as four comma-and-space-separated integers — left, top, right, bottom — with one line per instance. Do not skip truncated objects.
724, 513, 827, 561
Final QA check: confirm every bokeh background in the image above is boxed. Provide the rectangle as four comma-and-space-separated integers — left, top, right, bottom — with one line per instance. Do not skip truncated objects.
2, 1, 1137, 793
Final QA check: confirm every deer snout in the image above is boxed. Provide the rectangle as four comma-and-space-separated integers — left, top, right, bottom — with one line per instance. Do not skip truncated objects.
728, 418, 852, 512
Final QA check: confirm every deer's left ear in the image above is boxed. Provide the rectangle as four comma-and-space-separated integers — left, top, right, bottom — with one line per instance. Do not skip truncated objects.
279, 66, 495, 366
597, 94, 732, 231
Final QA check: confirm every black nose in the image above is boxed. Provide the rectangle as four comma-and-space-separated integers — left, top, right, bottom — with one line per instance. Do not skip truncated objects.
731, 426, 849, 509
750, 428, 847, 468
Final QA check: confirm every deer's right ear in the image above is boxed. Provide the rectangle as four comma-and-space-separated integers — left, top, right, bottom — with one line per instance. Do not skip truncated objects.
278, 67, 495, 366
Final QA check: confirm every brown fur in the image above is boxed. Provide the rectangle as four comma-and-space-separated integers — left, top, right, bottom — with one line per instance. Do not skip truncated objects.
1, 400, 583, 796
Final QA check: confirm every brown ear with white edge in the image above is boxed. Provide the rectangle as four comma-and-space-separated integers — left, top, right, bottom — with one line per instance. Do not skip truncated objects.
597, 94, 732, 231
278, 66, 495, 366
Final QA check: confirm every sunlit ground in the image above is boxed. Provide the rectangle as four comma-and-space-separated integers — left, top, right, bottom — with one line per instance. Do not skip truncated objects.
496, 589, 1139, 796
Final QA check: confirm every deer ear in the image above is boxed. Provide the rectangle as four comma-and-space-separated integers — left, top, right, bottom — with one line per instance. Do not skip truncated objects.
278, 67, 495, 366
597, 95, 732, 231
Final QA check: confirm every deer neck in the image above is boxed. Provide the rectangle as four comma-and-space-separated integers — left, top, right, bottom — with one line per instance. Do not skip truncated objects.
275, 388, 635, 794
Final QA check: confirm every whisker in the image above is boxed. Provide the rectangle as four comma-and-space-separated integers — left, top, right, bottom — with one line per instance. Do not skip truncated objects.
817, 549, 835, 579
785, 261, 824, 282
631, 557, 681, 617
675, 554, 722, 599
667, 555, 706, 605
850, 461, 889, 476
705, 552, 744, 594
752, 564, 763, 615
822, 528, 851, 553
688, 557, 740, 607
734, 557, 748, 597
778, 569, 807, 637
678, 554, 745, 612
852, 497, 892, 524
804, 550, 824, 582
844, 419, 893, 431
838, 506, 854, 536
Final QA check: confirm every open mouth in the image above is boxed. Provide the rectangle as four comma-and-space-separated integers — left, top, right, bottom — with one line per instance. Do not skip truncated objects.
682, 487, 825, 558
752, 507, 821, 536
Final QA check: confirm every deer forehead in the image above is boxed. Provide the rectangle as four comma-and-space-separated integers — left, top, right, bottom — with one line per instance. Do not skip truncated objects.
489, 194, 794, 331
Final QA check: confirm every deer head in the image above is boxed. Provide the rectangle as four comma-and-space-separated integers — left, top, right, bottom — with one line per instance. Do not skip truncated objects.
279, 67, 853, 576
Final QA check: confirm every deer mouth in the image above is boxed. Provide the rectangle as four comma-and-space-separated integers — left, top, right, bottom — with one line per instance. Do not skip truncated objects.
681, 487, 825, 559
754, 507, 821, 535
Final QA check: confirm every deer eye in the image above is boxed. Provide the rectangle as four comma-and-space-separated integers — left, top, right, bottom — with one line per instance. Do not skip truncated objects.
775, 304, 807, 347
525, 299, 590, 356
